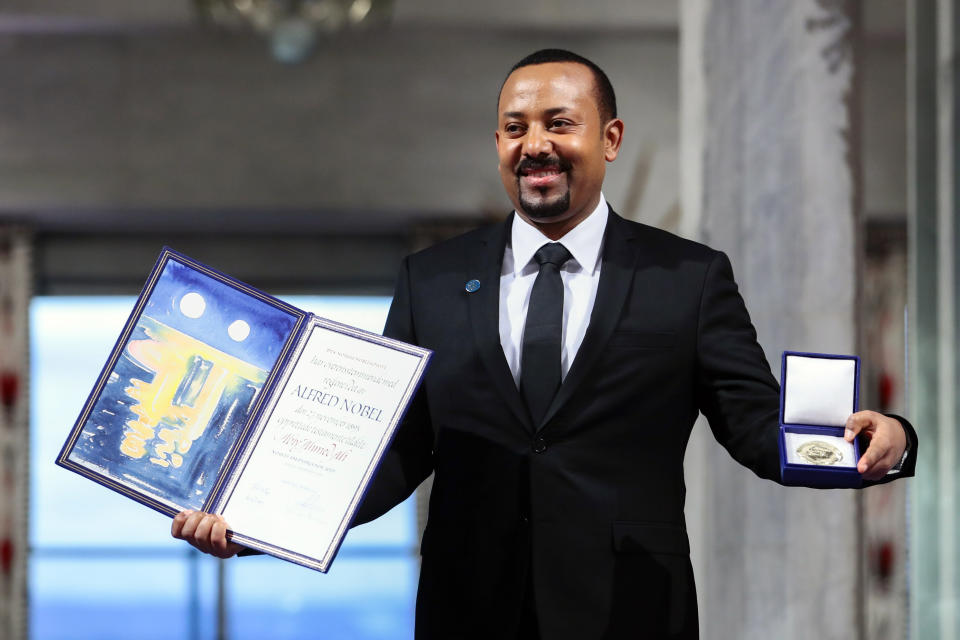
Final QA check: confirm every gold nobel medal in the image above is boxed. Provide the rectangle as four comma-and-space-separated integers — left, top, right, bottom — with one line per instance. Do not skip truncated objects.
796, 440, 843, 466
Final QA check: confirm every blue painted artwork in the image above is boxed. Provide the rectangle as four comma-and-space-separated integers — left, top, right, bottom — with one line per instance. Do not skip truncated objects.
67, 258, 300, 511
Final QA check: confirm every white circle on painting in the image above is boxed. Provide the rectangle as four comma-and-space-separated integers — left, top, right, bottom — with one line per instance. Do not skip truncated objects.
228, 320, 250, 342
179, 292, 206, 318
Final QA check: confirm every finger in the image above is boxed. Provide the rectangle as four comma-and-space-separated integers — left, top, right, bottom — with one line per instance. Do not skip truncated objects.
210, 518, 227, 556
179, 512, 213, 553
863, 452, 897, 480
177, 511, 202, 541
845, 411, 878, 442
858, 435, 893, 478
171, 510, 193, 539
209, 517, 237, 558
862, 466, 890, 482
192, 514, 217, 555
861, 458, 893, 481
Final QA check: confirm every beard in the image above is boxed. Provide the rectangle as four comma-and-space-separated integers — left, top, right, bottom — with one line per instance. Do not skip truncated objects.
515, 155, 572, 219
518, 188, 571, 220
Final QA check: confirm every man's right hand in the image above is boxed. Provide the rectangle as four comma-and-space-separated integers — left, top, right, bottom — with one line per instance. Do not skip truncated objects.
171, 510, 244, 558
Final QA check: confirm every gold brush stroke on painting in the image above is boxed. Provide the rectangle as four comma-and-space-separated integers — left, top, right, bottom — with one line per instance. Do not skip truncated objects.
118, 316, 266, 468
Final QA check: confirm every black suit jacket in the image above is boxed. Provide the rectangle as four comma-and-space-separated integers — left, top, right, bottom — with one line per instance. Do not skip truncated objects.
356, 210, 918, 640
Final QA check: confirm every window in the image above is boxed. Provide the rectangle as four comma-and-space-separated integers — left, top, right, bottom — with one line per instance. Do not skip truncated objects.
31, 296, 417, 640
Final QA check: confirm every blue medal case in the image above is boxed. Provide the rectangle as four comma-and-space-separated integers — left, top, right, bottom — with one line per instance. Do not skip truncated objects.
778, 351, 862, 488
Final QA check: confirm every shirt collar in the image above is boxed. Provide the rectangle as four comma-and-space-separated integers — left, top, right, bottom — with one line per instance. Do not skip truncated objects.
509, 193, 608, 276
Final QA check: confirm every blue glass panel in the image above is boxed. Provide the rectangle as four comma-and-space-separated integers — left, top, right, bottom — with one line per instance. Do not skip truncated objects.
228, 555, 417, 640
30, 556, 200, 640
30, 294, 415, 640
31, 295, 395, 547
284, 296, 390, 335
30, 297, 178, 547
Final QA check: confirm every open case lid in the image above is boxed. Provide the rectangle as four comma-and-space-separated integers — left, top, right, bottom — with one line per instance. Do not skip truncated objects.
780, 351, 860, 427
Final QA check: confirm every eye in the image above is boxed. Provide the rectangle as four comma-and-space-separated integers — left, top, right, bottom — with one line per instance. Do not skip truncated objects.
503, 122, 526, 135
549, 119, 572, 129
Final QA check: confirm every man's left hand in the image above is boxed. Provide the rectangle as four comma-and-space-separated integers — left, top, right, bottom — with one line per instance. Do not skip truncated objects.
845, 411, 907, 481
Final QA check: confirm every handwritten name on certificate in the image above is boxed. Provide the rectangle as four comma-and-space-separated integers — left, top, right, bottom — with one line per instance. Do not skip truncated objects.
220, 319, 427, 570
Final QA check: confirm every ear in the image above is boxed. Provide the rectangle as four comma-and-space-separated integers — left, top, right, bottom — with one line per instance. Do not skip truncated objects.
603, 118, 625, 162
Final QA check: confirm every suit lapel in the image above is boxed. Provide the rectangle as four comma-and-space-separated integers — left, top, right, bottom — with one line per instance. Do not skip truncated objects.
466, 214, 535, 432
538, 211, 639, 430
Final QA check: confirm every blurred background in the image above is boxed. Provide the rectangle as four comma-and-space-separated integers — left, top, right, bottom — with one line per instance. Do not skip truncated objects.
0, 0, 955, 638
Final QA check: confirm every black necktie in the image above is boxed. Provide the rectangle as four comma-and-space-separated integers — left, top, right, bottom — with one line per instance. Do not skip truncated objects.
521, 242, 572, 425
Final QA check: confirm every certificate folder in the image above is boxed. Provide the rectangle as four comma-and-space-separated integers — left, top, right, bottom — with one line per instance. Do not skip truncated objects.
57, 248, 431, 572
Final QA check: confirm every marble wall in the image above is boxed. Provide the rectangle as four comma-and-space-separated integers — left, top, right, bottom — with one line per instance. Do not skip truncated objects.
907, 1, 960, 637
681, 1, 863, 637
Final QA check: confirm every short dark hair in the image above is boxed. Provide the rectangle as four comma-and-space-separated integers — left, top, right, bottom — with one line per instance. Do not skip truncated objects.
499, 49, 618, 123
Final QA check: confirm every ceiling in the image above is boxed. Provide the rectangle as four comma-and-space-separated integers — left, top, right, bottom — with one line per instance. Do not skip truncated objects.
0, 0, 679, 31
0, 0, 905, 35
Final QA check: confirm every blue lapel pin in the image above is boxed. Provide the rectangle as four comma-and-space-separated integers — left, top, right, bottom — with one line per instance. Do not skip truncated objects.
465, 279, 481, 293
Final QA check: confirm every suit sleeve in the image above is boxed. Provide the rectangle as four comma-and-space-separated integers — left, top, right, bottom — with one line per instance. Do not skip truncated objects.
352, 256, 435, 525
694, 250, 919, 487
694, 250, 783, 482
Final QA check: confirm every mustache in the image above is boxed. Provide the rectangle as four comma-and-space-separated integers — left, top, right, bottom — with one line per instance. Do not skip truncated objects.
516, 156, 572, 175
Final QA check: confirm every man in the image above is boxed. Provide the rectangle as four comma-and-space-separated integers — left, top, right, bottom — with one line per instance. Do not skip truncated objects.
174, 49, 916, 639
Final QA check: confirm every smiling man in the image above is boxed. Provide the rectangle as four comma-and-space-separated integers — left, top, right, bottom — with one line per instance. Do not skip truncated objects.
496, 57, 623, 239
173, 49, 917, 639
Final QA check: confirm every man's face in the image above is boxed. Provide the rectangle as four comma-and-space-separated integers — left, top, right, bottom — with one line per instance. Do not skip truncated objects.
496, 62, 623, 234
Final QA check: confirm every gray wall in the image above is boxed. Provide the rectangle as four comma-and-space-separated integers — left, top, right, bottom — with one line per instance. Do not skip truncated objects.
0, 1, 905, 278
0, 21, 680, 294
0, 27, 677, 228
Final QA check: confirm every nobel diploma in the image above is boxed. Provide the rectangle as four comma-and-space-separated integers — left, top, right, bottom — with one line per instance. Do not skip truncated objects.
58, 249, 430, 573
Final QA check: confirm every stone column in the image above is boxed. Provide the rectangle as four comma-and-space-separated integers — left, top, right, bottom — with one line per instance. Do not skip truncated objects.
681, 1, 864, 637
0, 228, 31, 640
908, 1, 960, 638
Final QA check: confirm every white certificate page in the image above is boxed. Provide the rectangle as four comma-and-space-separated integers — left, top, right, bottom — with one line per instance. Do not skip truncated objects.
221, 321, 426, 570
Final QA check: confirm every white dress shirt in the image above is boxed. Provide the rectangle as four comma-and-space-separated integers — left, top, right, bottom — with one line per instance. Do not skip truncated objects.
499, 195, 608, 386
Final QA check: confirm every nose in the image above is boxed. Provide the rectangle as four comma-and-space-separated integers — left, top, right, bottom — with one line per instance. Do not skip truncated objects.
522, 123, 552, 157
